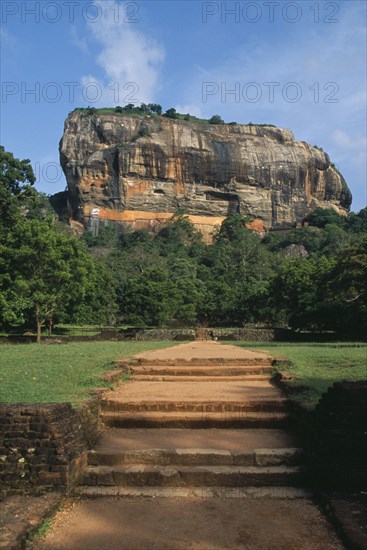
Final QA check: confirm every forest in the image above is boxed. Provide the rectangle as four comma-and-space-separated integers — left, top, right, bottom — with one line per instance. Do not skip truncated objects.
1, 146, 366, 342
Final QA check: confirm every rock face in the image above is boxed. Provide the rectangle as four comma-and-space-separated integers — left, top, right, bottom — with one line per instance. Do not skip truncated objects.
59, 111, 351, 239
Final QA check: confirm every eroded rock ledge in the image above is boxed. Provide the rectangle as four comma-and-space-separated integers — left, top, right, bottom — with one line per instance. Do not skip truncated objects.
59, 111, 351, 239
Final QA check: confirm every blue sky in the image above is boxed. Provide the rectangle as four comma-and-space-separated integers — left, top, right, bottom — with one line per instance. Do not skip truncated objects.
1, 0, 366, 211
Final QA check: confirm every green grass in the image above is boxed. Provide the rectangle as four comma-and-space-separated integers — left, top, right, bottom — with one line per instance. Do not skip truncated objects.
230, 342, 367, 406
32, 517, 53, 541
2, 340, 365, 407
0, 341, 176, 404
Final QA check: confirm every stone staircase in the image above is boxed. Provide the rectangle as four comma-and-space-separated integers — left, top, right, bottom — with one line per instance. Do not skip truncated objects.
128, 359, 272, 382
78, 342, 306, 498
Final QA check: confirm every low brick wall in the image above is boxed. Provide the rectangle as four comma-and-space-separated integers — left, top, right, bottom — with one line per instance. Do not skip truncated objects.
212, 328, 282, 341
134, 329, 196, 341
2, 327, 365, 343
131, 327, 283, 341
313, 381, 367, 490
0, 400, 102, 498
285, 381, 367, 491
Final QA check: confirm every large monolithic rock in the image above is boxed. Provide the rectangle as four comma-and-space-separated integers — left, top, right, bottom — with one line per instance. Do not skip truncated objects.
59, 110, 351, 239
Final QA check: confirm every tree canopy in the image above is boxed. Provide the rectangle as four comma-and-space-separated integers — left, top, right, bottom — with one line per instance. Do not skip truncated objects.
0, 147, 112, 341
1, 146, 366, 339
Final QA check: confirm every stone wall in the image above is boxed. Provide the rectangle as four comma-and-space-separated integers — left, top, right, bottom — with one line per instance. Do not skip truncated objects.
212, 327, 284, 341
2, 327, 365, 344
286, 381, 367, 491
125, 326, 284, 341
0, 400, 102, 498
313, 381, 367, 490
133, 329, 196, 341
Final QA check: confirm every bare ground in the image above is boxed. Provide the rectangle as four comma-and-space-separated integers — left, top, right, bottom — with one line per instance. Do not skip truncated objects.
133, 341, 270, 362
32, 496, 344, 550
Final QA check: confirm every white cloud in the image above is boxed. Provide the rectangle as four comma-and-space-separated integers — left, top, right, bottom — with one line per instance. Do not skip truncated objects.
0, 27, 17, 47
331, 130, 367, 167
331, 130, 366, 152
0, 27, 20, 56
70, 26, 89, 54
82, 1, 165, 105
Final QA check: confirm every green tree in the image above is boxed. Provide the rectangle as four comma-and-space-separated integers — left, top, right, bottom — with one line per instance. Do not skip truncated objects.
164, 108, 178, 119
346, 208, 367, 234
0, 146, 37, 241
168, 257, 205, 324
147, 103, 162, 115
138, 103, 149, 113
121, 266, 174, 326
0, 184, 21, 242
0, 145, 35, 195
195, 215, 275, 325
274, 256, 336, 330
318, 223, 350, 256
304, 207, 345, 228
64, 258, 118, 325
325, 239, 367, 336
215, 213, 249, 243
209, 115, 225, 124
329, 239, 367, 306
0, 218, 95, 342
157, 214, 203, 255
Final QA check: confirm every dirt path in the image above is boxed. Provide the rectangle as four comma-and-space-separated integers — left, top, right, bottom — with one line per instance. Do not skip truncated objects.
33, 497, 343, 550
32, 341, 344, 550
132, 341, 270, 362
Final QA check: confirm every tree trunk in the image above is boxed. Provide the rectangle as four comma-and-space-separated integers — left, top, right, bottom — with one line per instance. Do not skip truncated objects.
47, 318, 53, 337
36, 318, 42, 344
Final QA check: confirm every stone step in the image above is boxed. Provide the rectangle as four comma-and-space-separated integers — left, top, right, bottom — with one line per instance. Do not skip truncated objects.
132, 375, 271, 382
102, 398, 286, 413
102, 380, 282, 403
80, 464, 303, 488
89, 427, 298, 455
129, 366, 273, 376
88, 447, 303, 468
124, 357, 273, 367
88, 428, 299, 460
101, 411, 288, 429
77, 485, 310, 499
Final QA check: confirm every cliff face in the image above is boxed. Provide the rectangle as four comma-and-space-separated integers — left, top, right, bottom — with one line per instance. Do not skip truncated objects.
59, 111, 351, 238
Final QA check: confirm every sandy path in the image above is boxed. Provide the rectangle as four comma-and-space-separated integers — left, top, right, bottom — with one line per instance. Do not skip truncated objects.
33, 497, 343, 550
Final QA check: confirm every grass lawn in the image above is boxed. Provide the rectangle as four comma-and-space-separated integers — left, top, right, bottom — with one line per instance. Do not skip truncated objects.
1, 340, 365, 407
0, 341, 176, 404
231, 342, 367, 406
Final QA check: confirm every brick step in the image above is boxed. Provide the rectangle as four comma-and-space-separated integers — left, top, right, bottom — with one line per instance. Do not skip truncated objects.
101, 411, 288, 429
80, 464, 303, 488
102, 398, 286, 413
88, 447, 303, 468
90, 427, 298, 455
129, 366, 273, 376
123, 357, 273, 367
132, 375, 271, 382
77, 485, 310, 499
